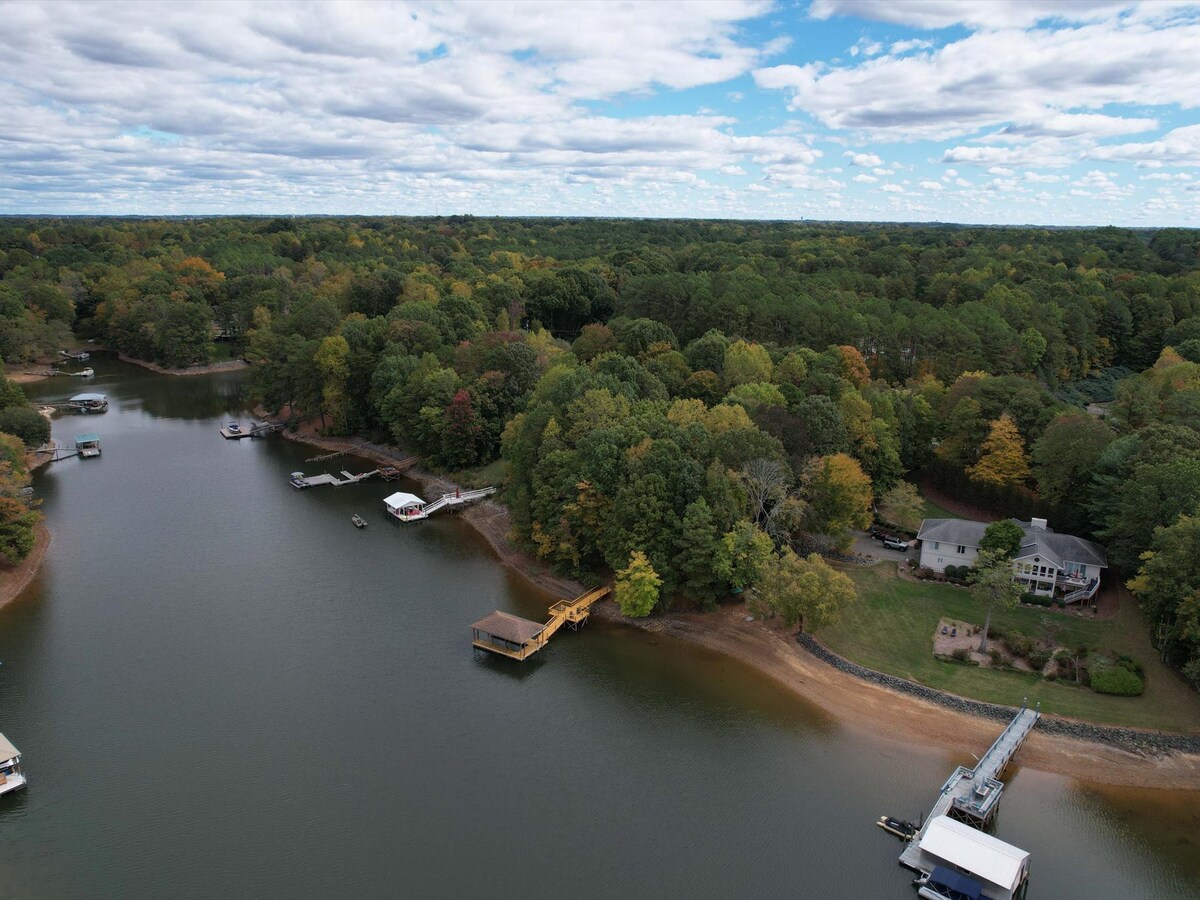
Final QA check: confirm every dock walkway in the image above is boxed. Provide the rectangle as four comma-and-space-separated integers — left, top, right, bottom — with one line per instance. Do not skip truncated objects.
471, 586, 611, 661
898, 703, 1039, 873
291, 469, 379, 488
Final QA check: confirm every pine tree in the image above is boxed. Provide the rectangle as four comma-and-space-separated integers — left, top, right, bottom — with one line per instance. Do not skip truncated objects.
967, 415, 1031, 487
676, 498, 721, 608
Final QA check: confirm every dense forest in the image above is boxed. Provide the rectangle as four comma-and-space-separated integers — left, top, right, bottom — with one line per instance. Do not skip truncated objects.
2, 217, 1200, 682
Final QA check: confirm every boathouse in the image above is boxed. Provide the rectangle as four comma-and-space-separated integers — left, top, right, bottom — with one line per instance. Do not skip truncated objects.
383, 491, 426, 521
471, 611, 546, 661
75, 434, 101, 458
66, 392, 108, 413
913, 817, 1030, 900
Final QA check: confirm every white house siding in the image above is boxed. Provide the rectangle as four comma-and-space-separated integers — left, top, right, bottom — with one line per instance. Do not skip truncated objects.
919, 542, 978, 572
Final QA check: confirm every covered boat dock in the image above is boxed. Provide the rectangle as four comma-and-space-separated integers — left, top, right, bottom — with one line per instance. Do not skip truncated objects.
912, 816, 1030, 900
471, 611, 547, 661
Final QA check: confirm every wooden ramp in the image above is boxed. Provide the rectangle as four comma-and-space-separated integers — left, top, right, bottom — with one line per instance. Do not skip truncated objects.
472, 586, 611, 661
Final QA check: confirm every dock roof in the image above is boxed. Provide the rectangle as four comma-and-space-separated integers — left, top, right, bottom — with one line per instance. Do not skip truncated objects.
383, 491, 425, 509
75, 434, 100, 444
0, 733, 19, 763
69, 392, 106, 402
471, 611, 545, 645
919, 816, 1029, 892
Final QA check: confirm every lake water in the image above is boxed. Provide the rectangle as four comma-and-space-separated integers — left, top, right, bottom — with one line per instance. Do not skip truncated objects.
3, 356, 1199, 899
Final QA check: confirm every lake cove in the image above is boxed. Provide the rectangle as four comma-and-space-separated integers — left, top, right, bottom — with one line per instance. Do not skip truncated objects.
2, 356, 1198, 899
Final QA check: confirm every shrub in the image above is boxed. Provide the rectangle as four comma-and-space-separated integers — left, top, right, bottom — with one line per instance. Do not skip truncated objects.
1006, 632, 1036, 658
1044, 671, 1057, 682
1027, 649, 1052, 671
952, 647, 971, 661
1116, 655, 1145, 678
988, 648, 1005, 666
1091, 663, 1145, 696
1022, 593, 1051, 607
1052, 599, 1064, 609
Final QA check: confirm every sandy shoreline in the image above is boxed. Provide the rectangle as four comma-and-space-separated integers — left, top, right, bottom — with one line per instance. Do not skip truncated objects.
0, 522, 50, 611
117, 353, 249, 376
270, 425, 1200, 788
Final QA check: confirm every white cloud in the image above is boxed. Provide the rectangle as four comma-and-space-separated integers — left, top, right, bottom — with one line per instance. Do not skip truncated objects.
919, 180, 943, 190
881, 183, 904, 192
755, 17, 1200, 148
1089, 123, 1200, 166
809, 1, 1142, 30
988, 166, 1015, 176
853, 173, 877, 182
889, 38, 934, 55
844, 151, 883, 166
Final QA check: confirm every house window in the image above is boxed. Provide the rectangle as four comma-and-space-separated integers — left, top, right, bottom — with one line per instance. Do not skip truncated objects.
956, 545, 966, 554
933, 542, 940, 550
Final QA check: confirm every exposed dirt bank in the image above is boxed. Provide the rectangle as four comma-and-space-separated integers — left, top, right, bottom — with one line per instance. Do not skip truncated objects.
117, 353, 249, 376
0, 522, 50, 610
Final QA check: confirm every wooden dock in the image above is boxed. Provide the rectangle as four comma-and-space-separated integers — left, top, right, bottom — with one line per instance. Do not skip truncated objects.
898, 702, 1039, 874
471, 586, 611, 661
290, 469, 379, 488
220, 422, 283, 440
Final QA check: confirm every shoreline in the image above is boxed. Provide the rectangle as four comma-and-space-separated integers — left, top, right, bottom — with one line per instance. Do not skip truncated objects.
117, 353, 249, 376
270, 423, 1200, 788
0, 521, 50, 610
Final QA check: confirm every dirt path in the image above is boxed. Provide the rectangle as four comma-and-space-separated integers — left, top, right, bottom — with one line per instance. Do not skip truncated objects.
0, 522, 50, 610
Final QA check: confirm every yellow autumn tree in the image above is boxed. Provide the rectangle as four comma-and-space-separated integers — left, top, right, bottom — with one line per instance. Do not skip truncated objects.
967, 415, 1031, 487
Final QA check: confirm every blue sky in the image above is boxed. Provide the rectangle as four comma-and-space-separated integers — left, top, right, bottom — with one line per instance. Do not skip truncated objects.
1, 0, 1198, 224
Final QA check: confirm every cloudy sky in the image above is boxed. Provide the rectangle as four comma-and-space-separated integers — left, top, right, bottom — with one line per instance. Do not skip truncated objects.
2, 0, 1199, 223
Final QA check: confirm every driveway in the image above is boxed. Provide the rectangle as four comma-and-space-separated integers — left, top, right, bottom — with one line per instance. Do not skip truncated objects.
851, 530, 917, 565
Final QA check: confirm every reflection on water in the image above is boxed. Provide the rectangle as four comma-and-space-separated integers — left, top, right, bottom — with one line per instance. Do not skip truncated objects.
4, 355, 1199, 900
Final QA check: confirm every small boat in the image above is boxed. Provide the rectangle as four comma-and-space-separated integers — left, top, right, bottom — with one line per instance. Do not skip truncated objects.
66, 367, 94, 378
289, 472, 310, 489
352, 515, 368, 528
0, 733, 27, 797
876, 815, 918, 839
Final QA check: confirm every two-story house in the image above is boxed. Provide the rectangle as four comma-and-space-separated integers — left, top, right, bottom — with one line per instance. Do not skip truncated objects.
915, 517, 1107, 603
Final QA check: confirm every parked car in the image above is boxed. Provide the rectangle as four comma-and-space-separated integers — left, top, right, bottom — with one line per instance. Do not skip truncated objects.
882, 536, 911, 551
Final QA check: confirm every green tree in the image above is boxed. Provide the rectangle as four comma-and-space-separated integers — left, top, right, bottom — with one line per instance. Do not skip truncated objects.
980, 519, 1025, 559
615, 550, 661, 618
1032, 413, 1115, 506
1127, 510, 1200, 683
969, 548, 1022, 653
713, 521, 774, 591
723, 340, 773, 388
805, 453, 873, 545
754, 548, 856, 632
877, 481, 924, 532
675, 498, 722, 607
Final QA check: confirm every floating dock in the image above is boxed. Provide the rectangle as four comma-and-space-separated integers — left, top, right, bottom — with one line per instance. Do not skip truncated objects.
220, 422, 283, 440
471, 586, 611, 661
291, 469, 380, 489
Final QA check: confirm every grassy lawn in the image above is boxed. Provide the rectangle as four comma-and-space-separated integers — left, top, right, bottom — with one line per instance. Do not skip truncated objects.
210, 343, 234, 362
457, 458, 509, 490
819, 565, 1200, 732
917, 491, 955, 521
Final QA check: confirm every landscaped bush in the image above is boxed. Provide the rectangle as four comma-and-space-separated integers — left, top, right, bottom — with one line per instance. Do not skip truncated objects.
1091, 662, 1145, 696
945, 647, 980, 667
1006, 632, 1037, 658
1021, 593, 1052, 607
1116, 655, 1145, 678
1027, 648, 1052, 671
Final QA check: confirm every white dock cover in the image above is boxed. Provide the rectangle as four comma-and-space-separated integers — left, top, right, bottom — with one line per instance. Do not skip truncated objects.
0, 733, 19, 763
918, 817, 1029, 897
383, 491, 425, 511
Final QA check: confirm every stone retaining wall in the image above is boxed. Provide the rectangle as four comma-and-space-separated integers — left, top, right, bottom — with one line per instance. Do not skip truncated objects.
795, 633, 1200, 755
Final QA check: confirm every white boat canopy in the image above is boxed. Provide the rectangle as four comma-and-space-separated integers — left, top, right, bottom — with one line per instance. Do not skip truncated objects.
0, 733, 20, 764
383, 491, 425, 511
918, 817, 1030, 896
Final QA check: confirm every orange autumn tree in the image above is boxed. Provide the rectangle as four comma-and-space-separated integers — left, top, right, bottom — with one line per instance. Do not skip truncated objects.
967, 414, 1031, 487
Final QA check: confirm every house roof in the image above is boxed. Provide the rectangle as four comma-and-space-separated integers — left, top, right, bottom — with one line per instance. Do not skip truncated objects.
383, 491, 425, 510
919, 816, 1029, 892
916, 518, 1107, 569
471, 611, 545, 645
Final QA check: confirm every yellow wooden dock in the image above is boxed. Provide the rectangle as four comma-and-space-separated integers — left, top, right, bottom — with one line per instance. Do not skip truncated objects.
471, 586, 611, 661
